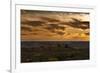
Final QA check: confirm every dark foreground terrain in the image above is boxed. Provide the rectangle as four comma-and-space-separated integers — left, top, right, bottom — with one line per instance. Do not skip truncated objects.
21, 41, 89, 63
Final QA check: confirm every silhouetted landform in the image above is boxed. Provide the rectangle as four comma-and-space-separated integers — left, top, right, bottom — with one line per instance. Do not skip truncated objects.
21, 41, 89, 63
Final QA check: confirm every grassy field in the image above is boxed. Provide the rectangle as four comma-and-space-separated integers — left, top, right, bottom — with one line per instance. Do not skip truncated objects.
21, 41, 89, 63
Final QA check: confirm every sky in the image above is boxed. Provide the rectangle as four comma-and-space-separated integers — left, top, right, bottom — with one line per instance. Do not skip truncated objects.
21, 10, 90, 41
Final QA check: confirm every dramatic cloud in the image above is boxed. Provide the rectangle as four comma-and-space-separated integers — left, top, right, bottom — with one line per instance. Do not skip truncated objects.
31, 33, 38, 35
40, 17, 60, 22
70, 18, 89, 29
55, 31, 65, 35
21, 33, 28, 35
21, 20, 45, 27
85, 32, 89, 35
44, 23, 66, 31
21, 26, 32, 32
21, 10, 90, 41
48, 23, 66, 30
44, 23, 66, 35
61, 18, 89, 30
